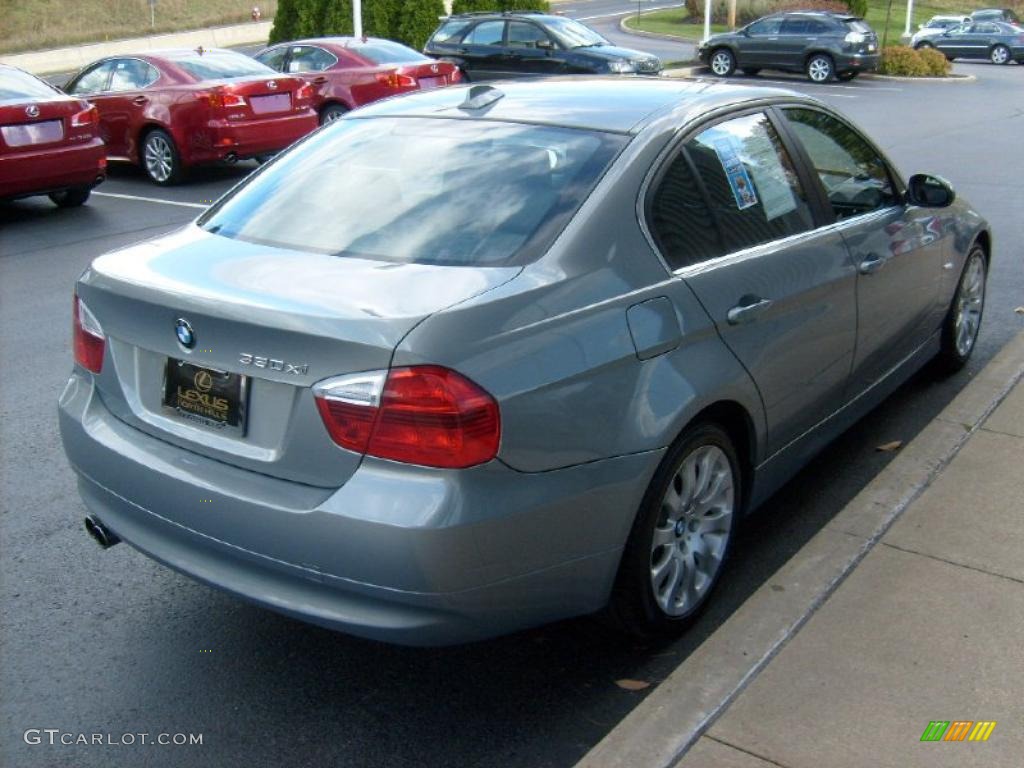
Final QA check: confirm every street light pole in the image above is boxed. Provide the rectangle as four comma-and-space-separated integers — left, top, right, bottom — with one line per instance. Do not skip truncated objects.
354, 0, 363, 39
704, 0, 712, 42
904, 0, 915, 38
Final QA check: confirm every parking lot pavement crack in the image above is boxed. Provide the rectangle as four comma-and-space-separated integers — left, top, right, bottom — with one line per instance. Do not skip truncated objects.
695, 735, 792, 768
879, 541, 1024, 586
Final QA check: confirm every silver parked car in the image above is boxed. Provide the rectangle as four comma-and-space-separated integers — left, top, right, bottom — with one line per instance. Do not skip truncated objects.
60, 79, 990, 645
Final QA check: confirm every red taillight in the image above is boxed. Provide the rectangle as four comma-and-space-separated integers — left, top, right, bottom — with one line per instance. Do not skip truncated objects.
198, 89, 246, 109
295, 82, 314, 101
449, 69, 464, 84
70, 105, 98, 128
73, 295, 105, 373
375, 71, 417, 89
314, 366, 500, 469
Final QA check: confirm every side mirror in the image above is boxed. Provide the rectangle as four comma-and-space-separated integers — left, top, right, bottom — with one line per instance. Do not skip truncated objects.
537, 38, 554, 50
907, 174, 956, 208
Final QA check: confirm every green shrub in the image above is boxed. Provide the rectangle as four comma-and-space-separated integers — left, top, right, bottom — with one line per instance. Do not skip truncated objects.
847, 0, 868, 19
452, 0, 550, 13
269, 0, 301, 43
878, 45, 951, 77
399, 0, 447, 51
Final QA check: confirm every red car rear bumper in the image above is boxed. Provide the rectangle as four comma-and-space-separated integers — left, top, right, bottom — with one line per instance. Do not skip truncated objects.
182, 110, 318, 165
0, 136, 106, 200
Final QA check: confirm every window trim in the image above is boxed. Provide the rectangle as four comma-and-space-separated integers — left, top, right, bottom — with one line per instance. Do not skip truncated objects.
287, 45, 339, 73
66, 59, 116, 95
107, 56, 161, 92
254, 44, 290, 72
639, 101, 832, 275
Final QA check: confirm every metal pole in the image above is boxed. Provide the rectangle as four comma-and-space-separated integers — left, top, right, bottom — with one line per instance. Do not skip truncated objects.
904, 0, 915, 37
881, 0, 894, 48
354, 0, 363, 39
704, 0, 712, 42
728, 0, 737, 29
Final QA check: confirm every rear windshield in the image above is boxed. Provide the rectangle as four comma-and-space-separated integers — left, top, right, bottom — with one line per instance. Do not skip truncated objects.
200, 118, 626, 267
0, 67, 59, 102
166, 51, 274, 81
349, 40, 429, 65
844, 20, 873, 33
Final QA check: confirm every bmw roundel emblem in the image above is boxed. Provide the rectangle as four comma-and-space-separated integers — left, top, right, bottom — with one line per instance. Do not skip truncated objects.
175, 318, 195, 348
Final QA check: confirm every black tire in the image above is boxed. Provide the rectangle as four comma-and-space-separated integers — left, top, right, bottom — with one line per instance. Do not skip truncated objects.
914, 42, 933, 50
741, 67, 761, 76
608, 422, 741, 640
708, 48, 736, 77
319, 102, 349, 126
990, 44, 1011, 65
937, 246, 987, 372
48, 186, 92, 208
805, 53, 835, 82
836, 71, 858, 81
141, 128, 184, 186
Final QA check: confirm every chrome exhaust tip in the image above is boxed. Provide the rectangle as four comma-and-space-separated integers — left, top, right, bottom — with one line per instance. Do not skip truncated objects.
84, 515, 120, 549
223, 152, 238, 164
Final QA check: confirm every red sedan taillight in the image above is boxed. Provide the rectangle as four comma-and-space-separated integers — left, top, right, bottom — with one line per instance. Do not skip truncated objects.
197, 88, 247, 109
73, 295, 105, 373
313, 366, 500, 469
295, 82, 314, 101
375, 71, 417, 89
70, 105, 99, 128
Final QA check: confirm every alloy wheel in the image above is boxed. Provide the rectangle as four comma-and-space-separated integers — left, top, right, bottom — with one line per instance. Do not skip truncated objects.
649, 444, 734, 617
710, 50, 734, 76
807, 55, 833, 82
954, 253, 985, 357
990, 45, 1010, 65
144, 134, 174, 183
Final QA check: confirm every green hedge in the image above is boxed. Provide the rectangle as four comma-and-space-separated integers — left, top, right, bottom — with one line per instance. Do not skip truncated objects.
270, 0, 447, 50
878, 45, 951, 77
451, 0, 550, 13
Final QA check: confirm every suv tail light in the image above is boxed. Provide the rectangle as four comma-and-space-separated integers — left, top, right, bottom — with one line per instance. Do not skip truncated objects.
198, 88, 247, 109
73, 294, 105, 373
314, 366, 500, 469
70, 105, 99, 127
844, 31, 867, 43
375, 71, 417, 89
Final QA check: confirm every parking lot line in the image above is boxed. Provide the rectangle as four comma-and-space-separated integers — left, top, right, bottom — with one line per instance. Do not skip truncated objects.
93, 191, 208, 210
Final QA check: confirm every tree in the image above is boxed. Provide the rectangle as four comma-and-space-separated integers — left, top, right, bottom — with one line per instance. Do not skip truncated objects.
452, 0, 550, 13
399, 0, 447, 51
269, 0, 302, 44
847, 0, 869, 18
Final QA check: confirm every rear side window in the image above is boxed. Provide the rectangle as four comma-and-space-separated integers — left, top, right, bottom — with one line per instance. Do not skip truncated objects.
507, 22, 552, 48
200, 118, 626, 267
108, 59, 159, 91
0, 67, 60, 101
780, 18, 811, 34
464, 20, 505, 46
650, 153, 724, 269
255, 47, 288, 71
783, 108, 897, 220
431, 19, 472, 43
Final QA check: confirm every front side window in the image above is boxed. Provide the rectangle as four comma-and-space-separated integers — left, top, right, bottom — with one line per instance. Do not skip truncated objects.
287, 46, 337, 72
464, 21, 505, 47
783, 108, 897, 220
747, 18, 783, 35
68, 61, 114, 94
200, 118, 626, 267
255, 46, 288, 72
780, 18, 811, 34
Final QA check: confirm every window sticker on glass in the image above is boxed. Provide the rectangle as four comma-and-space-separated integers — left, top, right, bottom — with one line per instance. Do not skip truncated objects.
709, 134, 758, 210
742, 131, 798, 222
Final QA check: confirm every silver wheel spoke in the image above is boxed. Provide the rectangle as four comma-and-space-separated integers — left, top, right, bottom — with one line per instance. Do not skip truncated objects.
954, 255, 985, 357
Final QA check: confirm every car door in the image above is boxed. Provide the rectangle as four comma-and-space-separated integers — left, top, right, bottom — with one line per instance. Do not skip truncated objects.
455, 20, 508, 80
738, 17, 785, 68
650, 110, 858, 456
97, 58, 160, 158
773, 16, 814, 70
505, 20, 565, 76
779, 107, 945, 396
935, 23, 976, 58
66, 60, 116, 149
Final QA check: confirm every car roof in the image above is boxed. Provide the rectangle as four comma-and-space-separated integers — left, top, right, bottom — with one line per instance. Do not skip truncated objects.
282, 36, 412, 47
348, 77, 811, 135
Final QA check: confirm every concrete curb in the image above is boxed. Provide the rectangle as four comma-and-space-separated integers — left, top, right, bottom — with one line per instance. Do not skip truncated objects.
861, 72, 976, 83
576, 330, 1024, 768
0, 21, 273, 75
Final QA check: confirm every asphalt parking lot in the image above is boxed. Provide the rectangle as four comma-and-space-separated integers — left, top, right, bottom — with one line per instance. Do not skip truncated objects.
2, 21, 1024, 768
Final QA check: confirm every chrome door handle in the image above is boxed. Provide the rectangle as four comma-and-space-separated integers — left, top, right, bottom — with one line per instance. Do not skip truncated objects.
858, 253, 885, 275
132, 96, 148, 105
727, 296, 773, 325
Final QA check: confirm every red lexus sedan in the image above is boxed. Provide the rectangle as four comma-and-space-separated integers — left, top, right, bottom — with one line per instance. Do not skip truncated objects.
63, 48, 319, 185
0, 64, 106, 207
254, 37, 462, 125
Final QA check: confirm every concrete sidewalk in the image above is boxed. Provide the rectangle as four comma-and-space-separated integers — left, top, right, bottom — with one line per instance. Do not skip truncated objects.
581, 331, 1024, 768
682, 358, 1024, 766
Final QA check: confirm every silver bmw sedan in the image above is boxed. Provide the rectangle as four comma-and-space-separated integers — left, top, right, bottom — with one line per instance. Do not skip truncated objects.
59, 78, 989, 645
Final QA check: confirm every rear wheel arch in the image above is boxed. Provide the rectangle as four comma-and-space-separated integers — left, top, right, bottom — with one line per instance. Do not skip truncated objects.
685, 401, 756, 513
973, 229, 991, 268
137, 123, 172, 164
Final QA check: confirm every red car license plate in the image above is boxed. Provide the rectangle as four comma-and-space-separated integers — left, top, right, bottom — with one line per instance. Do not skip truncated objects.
249, 94, 292, 114
418, 77, 444, 90
1, 119, 64, 147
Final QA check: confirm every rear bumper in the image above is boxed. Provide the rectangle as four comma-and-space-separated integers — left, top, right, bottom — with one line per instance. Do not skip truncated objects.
0, 136, 105, 200
836, 52, 881, 72
58, 371, 661, 645
184, 110, 318, 165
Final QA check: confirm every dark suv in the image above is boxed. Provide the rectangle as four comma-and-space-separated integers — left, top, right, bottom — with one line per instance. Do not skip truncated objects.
698, 12, 880, 82
424, 11, 661, 81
